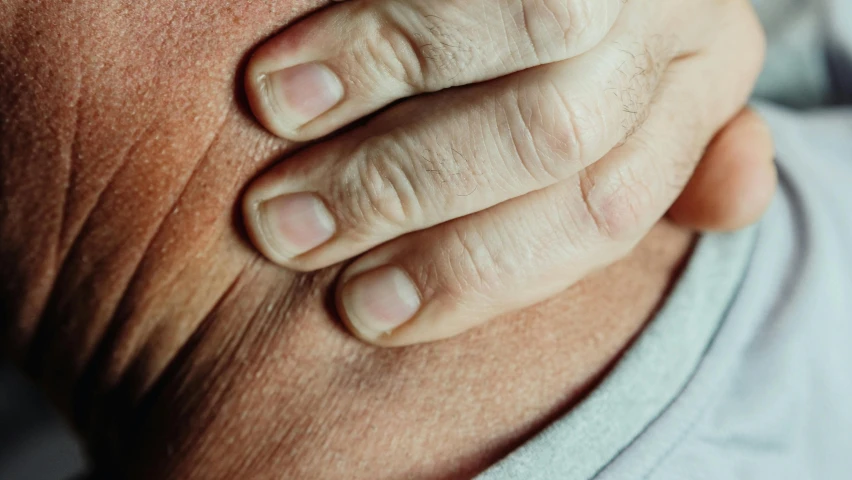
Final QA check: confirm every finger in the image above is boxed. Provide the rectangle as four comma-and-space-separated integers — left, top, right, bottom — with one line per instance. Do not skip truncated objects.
335, 10, 766, 346
244, 18, 685, 272
668, 108, 776, 231
246, 0, 625, 140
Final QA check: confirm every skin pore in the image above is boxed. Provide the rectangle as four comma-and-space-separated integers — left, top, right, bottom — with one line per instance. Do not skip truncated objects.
0, 0, 694, 478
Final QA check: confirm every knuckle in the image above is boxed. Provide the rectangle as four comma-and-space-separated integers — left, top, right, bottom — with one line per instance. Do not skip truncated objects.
443, 225, 506, 299
338, 131, 484, 237
354, 146, 419, 229
362, 18, 428, 91
364, 8, 476, 91
577, 166, 654, 243
525, 86, 604, 177
551, 94, 603, 164
522, 0, 598, 60
558, 0, 596, 50
333, 138, 422, 235
508, 84, 604, 183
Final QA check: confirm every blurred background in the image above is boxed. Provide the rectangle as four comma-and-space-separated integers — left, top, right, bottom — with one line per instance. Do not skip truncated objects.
0, 366, 86, 479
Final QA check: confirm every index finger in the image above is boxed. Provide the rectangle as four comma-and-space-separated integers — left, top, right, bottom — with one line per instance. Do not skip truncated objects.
245, 0, 625, 140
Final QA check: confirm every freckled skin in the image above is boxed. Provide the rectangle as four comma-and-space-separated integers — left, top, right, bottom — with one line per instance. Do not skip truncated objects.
0, 1, 692, 479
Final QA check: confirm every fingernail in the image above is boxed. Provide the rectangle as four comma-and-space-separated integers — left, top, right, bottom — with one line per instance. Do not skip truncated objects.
259, 192, 336, 258
342, 266, 422, 338
263, 63, 343, 126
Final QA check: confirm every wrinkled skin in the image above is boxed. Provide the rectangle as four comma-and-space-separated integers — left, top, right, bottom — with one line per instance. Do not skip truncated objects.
0, 1, 693, 478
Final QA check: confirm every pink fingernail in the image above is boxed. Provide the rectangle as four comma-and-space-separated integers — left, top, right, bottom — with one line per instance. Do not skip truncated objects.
265, 63, 343, 125
343, 266, 422, 338
260, 192, 336, 258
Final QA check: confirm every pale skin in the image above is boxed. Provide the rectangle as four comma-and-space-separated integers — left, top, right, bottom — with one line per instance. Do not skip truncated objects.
0, 0, 771, 478
241, 0, 776, 346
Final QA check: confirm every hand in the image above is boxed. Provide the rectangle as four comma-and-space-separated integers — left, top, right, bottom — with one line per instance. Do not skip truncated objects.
241, 0, 774, 346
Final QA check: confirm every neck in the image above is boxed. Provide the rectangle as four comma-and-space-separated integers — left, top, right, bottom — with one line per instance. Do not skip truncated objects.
119, 220, 694, 480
